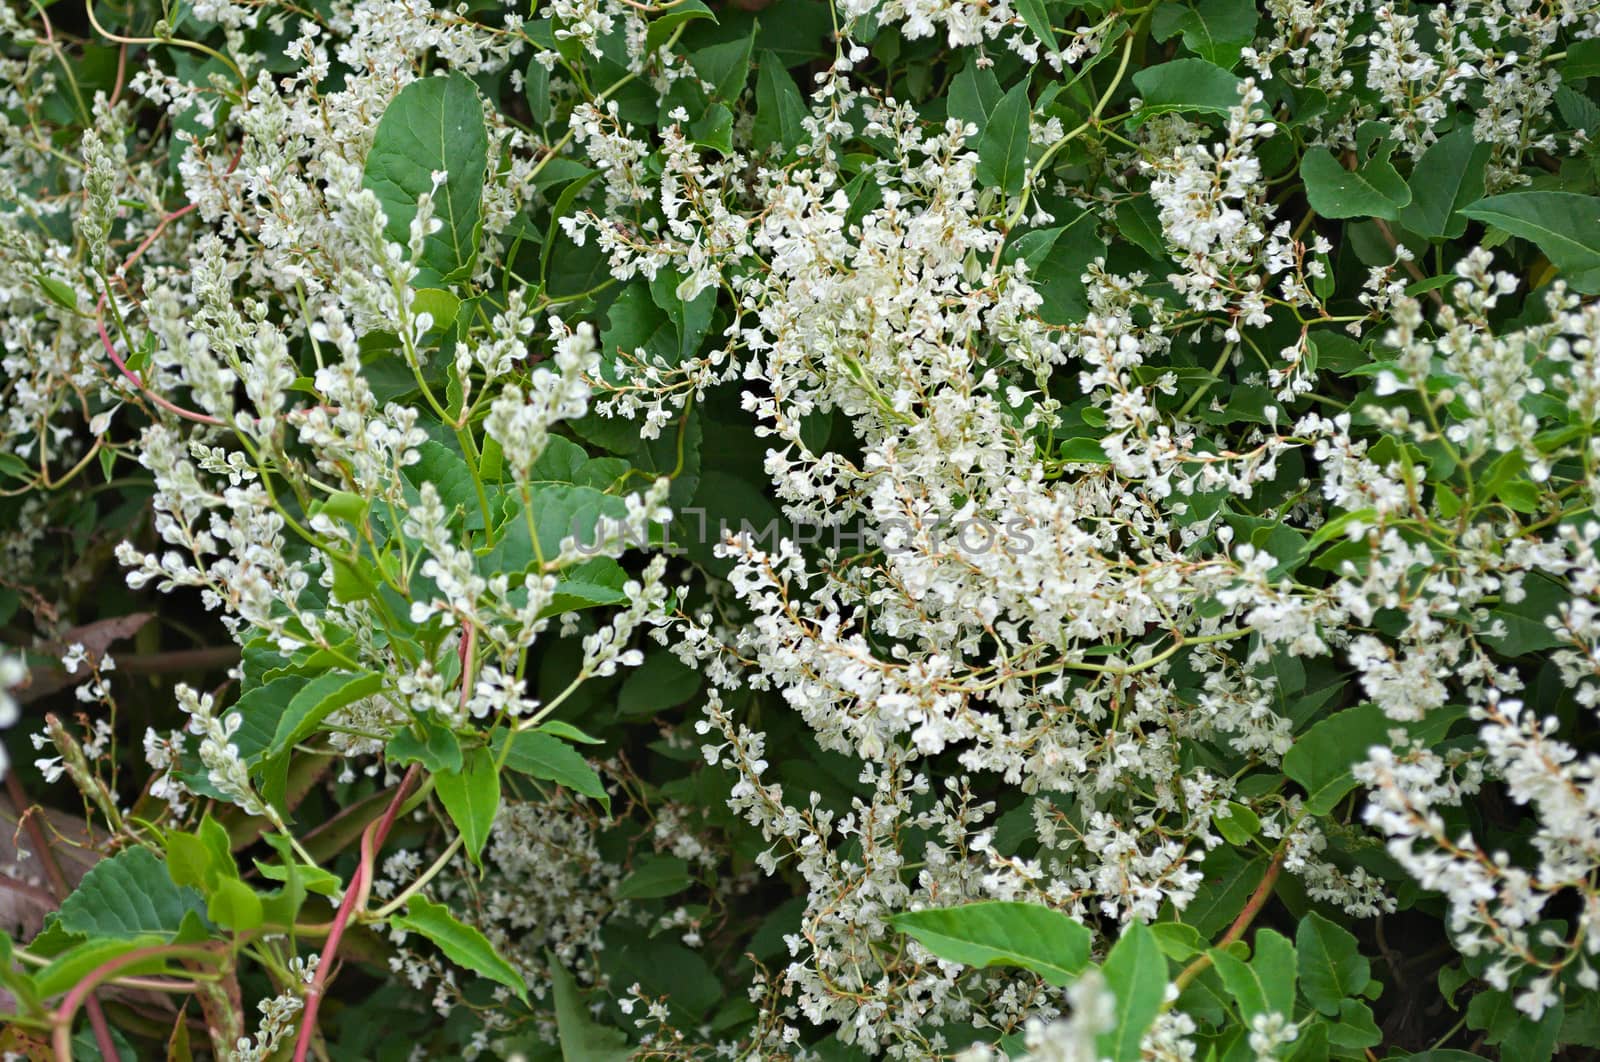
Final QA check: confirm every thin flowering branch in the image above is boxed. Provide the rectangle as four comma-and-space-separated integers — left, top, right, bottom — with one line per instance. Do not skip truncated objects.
292, 764, 420, 1062
95, 294, 223, 427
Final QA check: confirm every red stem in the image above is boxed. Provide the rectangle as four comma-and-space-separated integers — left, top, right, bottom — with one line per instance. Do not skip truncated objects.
1172, 846, 1287, 994
94, 146, 246, 428
52, 944, 215, 1060
95, 292, 223, 427
291, 765, 420, 1062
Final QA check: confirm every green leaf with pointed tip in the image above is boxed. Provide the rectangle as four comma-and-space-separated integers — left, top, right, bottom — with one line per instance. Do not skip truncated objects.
550, 951, 632, 1061
363, 72, 488, 287
270, 670, 384, 755
206, 878, 264, 932
977, 82, 1032, 200
1255, 928, 1297, 1017
1400, 129, 1489, 240
690, 23, 756, 103
889, 901, 1091, 986
615, 855, 693, 900
1302, 147, 1410, 220
1460, 191, 1600, 291
753, 53, 807, 153
1013, 0, 1058, 57
1097, 920, 1167, 1062
35, 274, 79, 313
33, 936, 172, 998
1297, 912, 1369, 1016
1210, 946, 1269, 1018
948, 58, 1001, 136
388, 720, 464, 775
435, 745, 501, 868
1151, 0, 1258, 68
1130, 59, 1243, 124
492, 729, 611, 814
404, 441, 484, 530
57, 847, 206, 941
392, 896, 527, 1002
537, 720, 603, 744
1284, 703, 1465, 815
1211, 928, 1296, 1020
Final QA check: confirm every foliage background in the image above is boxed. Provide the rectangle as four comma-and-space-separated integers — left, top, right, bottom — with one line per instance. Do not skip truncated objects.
2, 0, 1600, 1059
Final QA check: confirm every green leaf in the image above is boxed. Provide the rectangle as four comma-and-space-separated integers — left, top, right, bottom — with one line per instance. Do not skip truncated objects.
1255, 929, 1298, 1017
1460, 191, 1600, 291
1056, 436, 1110, 464
269, 669, 385, 759
391, 895, 527, 1002
691, 102, 734, 156
1483, 571, 1569, 656
492, 729, 611, 813
948, 58, 1001, 135
615, 854, 694, 900
387, 718, 464, 774
404, 441, 483, 529
1212, 800, 1260, 845
1150, 0, 1258, 68
0, 452, 33, 482
484, 484, 629, 573
1130, 59, 1243, 124
618, 650, 702, 716
1282, 702, 1388, 815
1302, 146, 1411, 221
1013, 0, 1059, 58
0, 934, 41, 1012
644, 0, 714, 53
1399, 129, 1490, 240
977, 81, 1032, 200
524, 55, 551, 126
1296, 912, 1370, 1016
206, 878, 264, 932
1564, 39, 1600, 81
1097, 920, 1167, 1062
436, 745, 501, 868
363, 72, 488, 286
537, 720, 604, 744
1284, 703, 1465, 815
648, 268, 717, 359
34, 936, 172, 998
410, 287, 461, 332
35, 274, 80, 313
1209, 946, 1270, 1019
551, 952, 632, 1061
889, 901, 1092, 986
165, 815, 236, 892
1115, 195, 1168, 262
1556, 85, 1600, 135
57, 847, 207, 941
752, 53, 808, 154
1327, 997, 1382, 1048
224, 675, 307, 762
691, 24, 756, 102
1183, 848, 1266, 939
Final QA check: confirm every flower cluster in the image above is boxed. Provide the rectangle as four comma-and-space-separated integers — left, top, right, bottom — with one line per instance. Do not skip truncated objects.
3, 0, 1600, 1059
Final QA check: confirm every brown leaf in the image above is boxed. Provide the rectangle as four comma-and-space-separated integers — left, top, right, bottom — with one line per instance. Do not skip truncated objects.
21, 612, 156, 704
0, 796, 106, 941
50, 612, 155, 660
